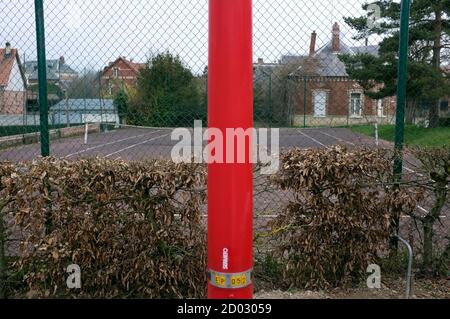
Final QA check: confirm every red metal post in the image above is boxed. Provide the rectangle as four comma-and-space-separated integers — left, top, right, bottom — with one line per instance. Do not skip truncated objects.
208, 0, 254, 299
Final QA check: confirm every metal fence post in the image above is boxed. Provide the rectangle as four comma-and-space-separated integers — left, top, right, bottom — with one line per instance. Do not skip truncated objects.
34, 0, 50, 157
391, 0, 412, 250
396, 234, 414, 299
393, 0, 412, 177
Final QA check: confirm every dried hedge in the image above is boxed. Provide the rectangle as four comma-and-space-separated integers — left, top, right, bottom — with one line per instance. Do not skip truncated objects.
269, 146, 421, 289
1, 158, 207, 298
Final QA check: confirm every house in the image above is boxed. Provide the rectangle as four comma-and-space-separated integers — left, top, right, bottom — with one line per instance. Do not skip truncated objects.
50, 99, 117, 125
288, 23, 396, 126
0, 43, 27, 115
101, 57, 147, 96
24, 56, 78, 87
24, 56, 78, 113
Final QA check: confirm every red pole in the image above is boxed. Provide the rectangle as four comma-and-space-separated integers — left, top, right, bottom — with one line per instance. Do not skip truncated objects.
208, 0, 254, 299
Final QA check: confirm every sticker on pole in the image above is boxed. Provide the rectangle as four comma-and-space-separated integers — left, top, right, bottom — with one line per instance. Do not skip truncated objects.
209, 270, 252, 289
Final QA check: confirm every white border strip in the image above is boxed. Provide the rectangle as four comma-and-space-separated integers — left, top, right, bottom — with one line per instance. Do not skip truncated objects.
297, 130, 329, 148
65, 130, 163, 158
105, 133, 170, 158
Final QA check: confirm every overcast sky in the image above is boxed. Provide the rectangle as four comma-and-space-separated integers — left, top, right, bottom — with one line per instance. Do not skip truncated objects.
1, 0, 386, 74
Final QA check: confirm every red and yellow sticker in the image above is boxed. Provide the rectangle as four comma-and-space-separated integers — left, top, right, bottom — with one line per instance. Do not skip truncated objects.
210, 270, 252, 289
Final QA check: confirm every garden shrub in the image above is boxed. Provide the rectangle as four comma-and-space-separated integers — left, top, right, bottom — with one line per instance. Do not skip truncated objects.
1, 158, 207, 298
269, 146, 421, 289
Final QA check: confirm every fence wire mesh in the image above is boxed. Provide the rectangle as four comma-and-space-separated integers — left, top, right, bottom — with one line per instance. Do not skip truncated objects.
0, 0, 449, 298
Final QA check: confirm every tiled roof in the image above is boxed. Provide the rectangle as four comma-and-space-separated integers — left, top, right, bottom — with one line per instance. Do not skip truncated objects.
289, 43, 379, 78
313, 42, 379, 77
24, 59, 78, 81
0, 48, 18, 86
129, 61, 147, 72
103, 57, 147, 76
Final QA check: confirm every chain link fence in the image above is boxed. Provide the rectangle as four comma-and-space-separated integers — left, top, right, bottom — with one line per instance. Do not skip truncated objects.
0, 0, 449, 297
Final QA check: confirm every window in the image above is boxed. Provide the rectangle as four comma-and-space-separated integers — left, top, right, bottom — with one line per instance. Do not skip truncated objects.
313, 91, 327, 117
350, 93, 362, 117
113, 67, 119, 78
440, 100, 449, 112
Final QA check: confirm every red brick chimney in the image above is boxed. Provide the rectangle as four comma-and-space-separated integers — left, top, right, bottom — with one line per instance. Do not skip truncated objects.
309, 31, 317, 56
332, 22, 340, 52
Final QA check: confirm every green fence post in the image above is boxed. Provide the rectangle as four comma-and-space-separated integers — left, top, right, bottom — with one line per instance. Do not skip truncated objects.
394, 0, 412, 177
34, 0, 50, 157
391, 0, 412, 252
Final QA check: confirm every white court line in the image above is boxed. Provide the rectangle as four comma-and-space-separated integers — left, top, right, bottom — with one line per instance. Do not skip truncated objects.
315, 130, 425, 178
404, 166, 425, 177
105, 133, 170, 158
301, 130, 437, 218
65, 130, 163, 159
318, 131, 356, 146
297, 130, 329, 148
418, 206, 429, 214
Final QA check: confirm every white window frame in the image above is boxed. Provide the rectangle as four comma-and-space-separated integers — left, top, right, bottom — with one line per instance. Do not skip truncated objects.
312, 89, 328, 118
349, 90, 363, 118
113, 67, 119, 78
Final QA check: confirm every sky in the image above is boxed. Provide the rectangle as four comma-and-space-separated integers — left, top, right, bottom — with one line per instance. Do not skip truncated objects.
0, 0, 386, 74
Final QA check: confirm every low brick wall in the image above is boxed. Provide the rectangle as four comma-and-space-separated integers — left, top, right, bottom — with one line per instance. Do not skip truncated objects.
0, 124, 101, 150
293, 115, 396, 127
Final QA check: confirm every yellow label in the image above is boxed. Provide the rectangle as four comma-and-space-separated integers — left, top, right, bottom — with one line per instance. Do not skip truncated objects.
214, 274, 226, 288
210, 269, 252, 289
230, 274, 247, 287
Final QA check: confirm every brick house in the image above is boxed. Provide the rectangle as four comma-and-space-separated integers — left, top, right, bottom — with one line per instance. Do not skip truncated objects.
289, 23, 396, 126
101, 57, 147, 96
0, 43, 27, 115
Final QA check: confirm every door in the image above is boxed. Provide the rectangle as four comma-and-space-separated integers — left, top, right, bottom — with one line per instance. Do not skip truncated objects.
313, 91, 327, 117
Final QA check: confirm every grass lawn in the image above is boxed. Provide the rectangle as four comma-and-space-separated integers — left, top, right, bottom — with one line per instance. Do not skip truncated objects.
352, 124, 450, 147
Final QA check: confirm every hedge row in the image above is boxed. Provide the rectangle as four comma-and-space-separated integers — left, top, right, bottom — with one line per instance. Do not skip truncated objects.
1, 158, 207, 298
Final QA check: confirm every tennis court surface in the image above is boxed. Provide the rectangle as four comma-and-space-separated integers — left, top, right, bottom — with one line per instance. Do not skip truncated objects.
0, 124, 380, 162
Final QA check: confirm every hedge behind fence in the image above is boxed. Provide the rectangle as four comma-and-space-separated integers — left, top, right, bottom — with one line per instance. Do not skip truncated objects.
269, 147, 422, 289
1, 158, 207, 298
0, 147, 432, 297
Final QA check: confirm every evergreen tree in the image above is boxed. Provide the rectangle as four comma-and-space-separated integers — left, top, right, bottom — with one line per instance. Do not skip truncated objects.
129, 52, 203, 127
341, 0, 450, 127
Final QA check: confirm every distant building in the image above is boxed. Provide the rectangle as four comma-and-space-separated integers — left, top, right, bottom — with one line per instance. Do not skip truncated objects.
101, 57, 147, 96
24, 56, 78, 87
50, 99, 118, 125
0, 43, 27, 115
288, 23, 396, 126
254, 24, 397, 126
